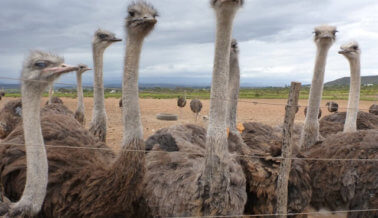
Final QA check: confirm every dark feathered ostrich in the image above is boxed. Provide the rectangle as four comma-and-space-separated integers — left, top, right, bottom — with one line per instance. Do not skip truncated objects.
369, 104, 378, 115
227, 40, 311, 215
0, 51, 78, 216
45, 96, 63, 105
190, 98, 202, 122
143, 1, 246, 216
89, 29, 121, 142
326, 101, 338, 113
319, 42, 378, 137
0, 2, 157, 217
304, 106, 322, 119
0, 100, 22, 139
119, 98, 123, 108
0, 90, 5, 100
177, 91, 187, 116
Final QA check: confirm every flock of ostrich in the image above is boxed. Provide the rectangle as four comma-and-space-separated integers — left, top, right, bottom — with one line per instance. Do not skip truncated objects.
0, 0, 377, 217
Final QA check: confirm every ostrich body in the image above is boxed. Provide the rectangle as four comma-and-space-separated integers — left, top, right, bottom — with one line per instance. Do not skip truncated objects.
143, 1, 246, 216
89, 29, 121, 142
0, 2, 157, 217
119, 98, 123, 108
177, 91, 187, 108
0, 51, 77, 216
74, 64, 91, 125
304, 106, 322, 119
341, 41, 361, 132
326, 101, 338, 113
305, 129, 378, 218
0, 100, 22, 139
369, 104, 378, 115
300, 25, 337, 149
190, 98, 202, 121
0, 91, 5, 100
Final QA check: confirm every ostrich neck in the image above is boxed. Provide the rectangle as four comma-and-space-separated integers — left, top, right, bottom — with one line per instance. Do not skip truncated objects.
92, 46, 106, 116
344, 58, 361, 132
206, 11, 236, 155
76, 72, 84, 112
227, 54, 240, 132
19, 84, 48, 213
48, 84, 54, 104
122, 34, 144, 148
301, 44, 330, 149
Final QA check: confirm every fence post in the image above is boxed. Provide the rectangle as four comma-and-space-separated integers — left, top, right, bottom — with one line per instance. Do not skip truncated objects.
276, 81, 301, 217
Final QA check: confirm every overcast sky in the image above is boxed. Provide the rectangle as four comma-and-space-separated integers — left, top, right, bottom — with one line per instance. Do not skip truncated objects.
0, 0, 377, 87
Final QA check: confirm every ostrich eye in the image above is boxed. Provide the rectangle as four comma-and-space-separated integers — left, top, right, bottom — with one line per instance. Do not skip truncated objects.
129, 11, 135, 17
314, 31, 320, 36
332, 30, 338, 35
80, 66, 84, 69
34, 61, 47, 68
98, 34, 107, 39
352, 46, 358, 50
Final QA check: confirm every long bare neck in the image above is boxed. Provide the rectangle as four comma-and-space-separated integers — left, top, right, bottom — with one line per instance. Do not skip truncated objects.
48, 84, 54, 104
344, 58, 361, 132
92, 46, 106, 116
18, 84, 48, 214
300, 44, 330, 149
76, 72, 84, 112
227, 53, 240, 132
122, 34, 144, 148
206, 11, 236, 155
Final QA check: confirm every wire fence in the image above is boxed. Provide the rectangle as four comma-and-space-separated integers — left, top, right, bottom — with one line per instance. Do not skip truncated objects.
0, 76, 377, 217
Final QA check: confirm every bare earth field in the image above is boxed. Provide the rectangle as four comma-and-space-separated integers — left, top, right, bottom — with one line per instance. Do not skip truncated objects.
1, 97, 373, 152
2, 97, 369, 217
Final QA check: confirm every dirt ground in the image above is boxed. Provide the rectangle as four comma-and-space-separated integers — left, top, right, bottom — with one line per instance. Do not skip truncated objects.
1, 97, 373, 152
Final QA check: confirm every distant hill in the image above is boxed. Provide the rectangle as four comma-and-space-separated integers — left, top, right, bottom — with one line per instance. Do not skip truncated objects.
325, 75, 378, 86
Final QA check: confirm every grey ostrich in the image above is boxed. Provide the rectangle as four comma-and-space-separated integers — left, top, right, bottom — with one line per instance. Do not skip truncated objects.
0, 2, 157, 217
326, 101, 338, 113
300, 25, 337, 149
74, 64, 91, 125
0, 100, 22, 139
89, 29, 121, 142
143, 1, 246, 216
319, 42, 378, 137
177, 91, 187, 115
227, 40, 311, 215
370, 104, 378, 115
190, 98, 202, 122
0, 51, 77, 217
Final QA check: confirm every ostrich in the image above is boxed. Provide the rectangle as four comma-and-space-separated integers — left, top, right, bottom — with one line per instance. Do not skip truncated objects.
305, 129, 378, 218
143, 1, 246, 216
45, 96, 63, 105
0, 99, 22, 139
74, 64, 91, 125
89, 29, 121, 142
326, 101, 338, 113
300, 25, 337, 149
370, 104, 378, 115
304, 106, 322, 119
0, 2, 157, 217
0, 90, 5, 100
190, 98, 202, 122
226, 41, 312, 215
0, 51, 77, 216
319, 42, 378, 137
119, 98, 123, 108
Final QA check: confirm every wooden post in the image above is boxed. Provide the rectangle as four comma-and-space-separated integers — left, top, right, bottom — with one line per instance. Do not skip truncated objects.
276, 82, 301, 217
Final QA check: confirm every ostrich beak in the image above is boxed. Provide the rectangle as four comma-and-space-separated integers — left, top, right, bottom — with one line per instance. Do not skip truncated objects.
43, 64, 78, 75
109, 38, 122, 42
338, 50, 347, 54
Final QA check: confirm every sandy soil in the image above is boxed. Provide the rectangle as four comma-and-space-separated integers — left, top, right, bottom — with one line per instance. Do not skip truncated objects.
1, 97, 373, 152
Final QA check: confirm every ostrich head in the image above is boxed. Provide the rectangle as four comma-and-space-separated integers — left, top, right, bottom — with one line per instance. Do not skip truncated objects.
21, 51, 77, 94
338, 41, 360, 60
231, 38, 239, 56
125, 1, 158, 37
77, 64, 92, 74
93, 29, 122, 50
211, 0, 244, 13
313, 25, 337, 48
